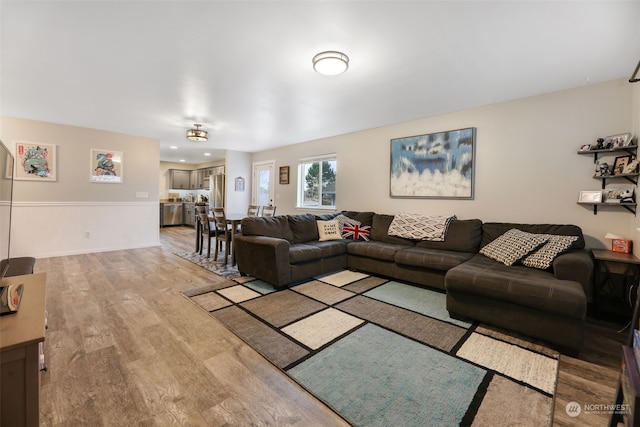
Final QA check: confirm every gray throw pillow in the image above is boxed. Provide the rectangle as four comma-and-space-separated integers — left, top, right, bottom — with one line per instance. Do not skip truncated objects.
479, 229, 549, 266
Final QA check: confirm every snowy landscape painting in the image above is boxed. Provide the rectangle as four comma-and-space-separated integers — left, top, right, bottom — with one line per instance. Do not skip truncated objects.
390, 128, 475, 199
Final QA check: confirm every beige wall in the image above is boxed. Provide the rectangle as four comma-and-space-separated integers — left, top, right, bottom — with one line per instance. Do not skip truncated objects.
253, 78, 635, 249
0, 116, 161, 257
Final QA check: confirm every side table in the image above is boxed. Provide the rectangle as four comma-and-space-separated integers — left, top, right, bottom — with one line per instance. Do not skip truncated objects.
592, 249, 640, 319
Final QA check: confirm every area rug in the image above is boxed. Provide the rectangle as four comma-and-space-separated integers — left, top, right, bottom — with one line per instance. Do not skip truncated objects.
182, 271, 558, 426
174, 251, 240, 278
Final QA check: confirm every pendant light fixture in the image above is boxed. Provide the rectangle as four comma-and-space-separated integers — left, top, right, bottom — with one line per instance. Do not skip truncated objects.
186, 124, 208, 142
313, 51, 349, 76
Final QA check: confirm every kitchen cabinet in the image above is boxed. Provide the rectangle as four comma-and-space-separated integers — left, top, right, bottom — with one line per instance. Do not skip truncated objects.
169, 169, 191, 190
190, 169, 204, 189
183, 203, 196, 227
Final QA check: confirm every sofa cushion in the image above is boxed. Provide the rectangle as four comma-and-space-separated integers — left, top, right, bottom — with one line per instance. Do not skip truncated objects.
288, 213, 320, 243
481, 222, 585, 249
306, 240, 348, 258
522, 235, 579, 270
317, 220, 343, 241
388, 212, 456, 241
371, 214, 416, 245
415, 219, 483, 253
240, 215, 294, 243
395, 247, 474, 271
479, 229, 549, 266
347, 241, 413, 262
446, 254, 587, 319
289, 243, 322, 264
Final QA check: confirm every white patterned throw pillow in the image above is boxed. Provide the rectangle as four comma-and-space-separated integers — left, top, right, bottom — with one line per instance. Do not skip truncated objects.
334, 214, 360, 229
317, 220, 343, 241
522, 235, 578, 269
388, 212, 456, 241
479, 229, 550, 266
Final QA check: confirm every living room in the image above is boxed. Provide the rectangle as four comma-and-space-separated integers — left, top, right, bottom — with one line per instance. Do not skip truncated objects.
2, 1, 640, 426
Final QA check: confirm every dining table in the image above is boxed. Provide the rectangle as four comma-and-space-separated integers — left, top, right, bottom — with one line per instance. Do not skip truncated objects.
195, 212, 246, 265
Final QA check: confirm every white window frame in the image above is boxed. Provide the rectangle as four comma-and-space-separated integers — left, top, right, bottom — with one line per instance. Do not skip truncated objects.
296, 153, 337, 210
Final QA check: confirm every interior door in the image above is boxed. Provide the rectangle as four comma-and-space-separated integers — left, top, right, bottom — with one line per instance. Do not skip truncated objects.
252, 161, 275, 207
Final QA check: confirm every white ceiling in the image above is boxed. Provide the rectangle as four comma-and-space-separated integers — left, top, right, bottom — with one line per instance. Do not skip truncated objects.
2, 1, 639, 164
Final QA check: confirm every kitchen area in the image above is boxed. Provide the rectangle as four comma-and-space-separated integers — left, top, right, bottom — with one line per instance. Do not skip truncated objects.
160, 165, 225, 228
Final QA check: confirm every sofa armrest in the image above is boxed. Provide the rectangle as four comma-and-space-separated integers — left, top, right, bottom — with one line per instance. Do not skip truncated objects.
234, 234, 291, 288
553, 249, 594, 301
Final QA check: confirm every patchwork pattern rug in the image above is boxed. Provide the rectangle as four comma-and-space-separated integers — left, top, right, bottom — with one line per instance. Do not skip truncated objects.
182, 270, 559, 427
174, 251, 240, 278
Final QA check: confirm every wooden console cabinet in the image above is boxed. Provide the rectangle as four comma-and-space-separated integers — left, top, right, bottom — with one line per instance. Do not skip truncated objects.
0, 273, 47, 427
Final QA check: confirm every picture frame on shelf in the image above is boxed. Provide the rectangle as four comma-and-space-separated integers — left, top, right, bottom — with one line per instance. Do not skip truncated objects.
613, 155, 633, 175
579, 190, 602, 203
604, 132, 633, 148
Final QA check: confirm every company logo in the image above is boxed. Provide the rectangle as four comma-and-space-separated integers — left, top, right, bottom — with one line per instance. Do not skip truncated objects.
566, 401, 581, 417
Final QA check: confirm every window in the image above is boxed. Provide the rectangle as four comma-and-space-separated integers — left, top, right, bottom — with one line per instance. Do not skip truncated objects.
297, 154, 337, 209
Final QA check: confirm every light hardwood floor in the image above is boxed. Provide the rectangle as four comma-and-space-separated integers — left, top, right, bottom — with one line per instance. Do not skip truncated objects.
36, 226, 626, 426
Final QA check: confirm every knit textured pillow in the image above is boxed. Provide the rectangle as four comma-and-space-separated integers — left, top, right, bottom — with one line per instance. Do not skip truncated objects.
522, 235, 578, 270
388, 212, 456, 241
334, 214, 361, 229
479, 229, 550, 266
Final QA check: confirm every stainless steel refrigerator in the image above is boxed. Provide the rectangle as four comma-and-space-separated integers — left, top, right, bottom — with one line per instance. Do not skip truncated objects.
208, 174, 225, 209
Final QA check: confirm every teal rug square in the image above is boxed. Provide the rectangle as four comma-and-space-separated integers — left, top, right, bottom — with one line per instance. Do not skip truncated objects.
364, 281, 471, 327
243, 279, 277, 294
288, 323, 486, 427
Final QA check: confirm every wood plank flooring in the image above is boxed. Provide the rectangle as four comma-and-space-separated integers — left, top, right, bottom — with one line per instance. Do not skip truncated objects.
36, 226, 627, 426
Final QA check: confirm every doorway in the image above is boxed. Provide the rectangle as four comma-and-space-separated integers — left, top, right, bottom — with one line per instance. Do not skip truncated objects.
252, 160, 275, 208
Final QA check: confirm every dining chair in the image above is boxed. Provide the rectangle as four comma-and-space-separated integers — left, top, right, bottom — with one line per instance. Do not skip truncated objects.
196, 210, 216, 258
261, 205, 276, 217
247, 205, 260, 216
211, 207, 233, 264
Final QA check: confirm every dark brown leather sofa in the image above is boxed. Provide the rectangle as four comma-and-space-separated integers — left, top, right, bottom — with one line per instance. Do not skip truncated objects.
234, 212, 592, 354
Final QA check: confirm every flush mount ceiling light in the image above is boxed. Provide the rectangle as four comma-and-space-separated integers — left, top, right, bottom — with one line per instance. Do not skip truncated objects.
313, 51, 349, 76
186, 124, 208, 142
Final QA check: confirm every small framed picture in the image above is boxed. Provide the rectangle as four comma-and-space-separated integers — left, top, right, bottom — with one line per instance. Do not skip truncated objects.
90, 149, 123, 183
604, 132, 632, 148
279, 166, 290, 185
15, 141, 57, 181
613, 155, 633, 175
579, 190, 602, 203
234, 176, 245, 192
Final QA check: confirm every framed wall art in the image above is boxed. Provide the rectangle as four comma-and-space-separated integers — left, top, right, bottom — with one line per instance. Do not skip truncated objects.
604, 132, 633, 148
613, 155, 632, 175
579, 190, 602, 203
279, 166, 290, 184
390, 127, 476, 199
90, 149, 123, 183
15, 141, 57, 181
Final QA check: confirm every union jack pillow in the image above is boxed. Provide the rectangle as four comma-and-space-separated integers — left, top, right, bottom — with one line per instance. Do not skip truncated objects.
341, 223, 371, 241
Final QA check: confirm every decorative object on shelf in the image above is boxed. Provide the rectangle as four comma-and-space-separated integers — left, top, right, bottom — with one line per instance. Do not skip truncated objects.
598, 162, 611, 176
279, 166, 290, 185
605, 188, 634, 203
90, 149, 123, 183
390, 127, 476, 199
186, 124, 208, 142
579, 190, 602, 203
14, 141, 57, 181
612, 238, 633, 254
614, 155, 633, 175
624, 160, 640, 174
580, 144, 592, 151
234, 176, 245, 192
312, 51, 349, 76
604, 132, 633, 148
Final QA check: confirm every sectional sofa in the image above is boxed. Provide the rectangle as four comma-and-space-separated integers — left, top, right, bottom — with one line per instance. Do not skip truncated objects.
234, 211, 592, 354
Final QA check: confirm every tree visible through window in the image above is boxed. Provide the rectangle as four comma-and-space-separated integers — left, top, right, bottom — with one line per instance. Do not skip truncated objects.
298, 155, 337, 208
